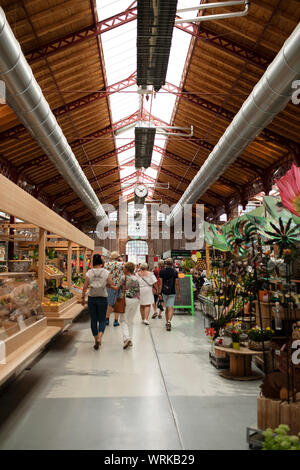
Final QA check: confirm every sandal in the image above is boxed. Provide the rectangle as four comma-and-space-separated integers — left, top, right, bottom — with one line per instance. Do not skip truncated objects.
152, 312, 158, 319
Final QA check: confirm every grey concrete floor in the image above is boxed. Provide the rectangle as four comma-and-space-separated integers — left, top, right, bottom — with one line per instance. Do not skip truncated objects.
0, 307, 260, 450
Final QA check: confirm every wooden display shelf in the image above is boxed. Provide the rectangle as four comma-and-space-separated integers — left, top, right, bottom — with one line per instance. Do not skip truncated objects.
44, 265, 63, 280
0, 272, 35, 278
0, 317, 60, 388
42, 295, 78, 316
46, 303, 85, 331
254, 301, 300, 328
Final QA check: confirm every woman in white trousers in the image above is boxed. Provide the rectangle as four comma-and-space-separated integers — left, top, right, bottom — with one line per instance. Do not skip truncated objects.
118, 262, 140, 349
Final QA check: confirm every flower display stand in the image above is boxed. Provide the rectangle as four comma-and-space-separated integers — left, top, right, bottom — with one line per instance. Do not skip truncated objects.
214, 345, 264, 381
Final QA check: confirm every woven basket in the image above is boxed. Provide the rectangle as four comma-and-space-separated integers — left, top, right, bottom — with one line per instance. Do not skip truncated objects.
248, 340, 271, 351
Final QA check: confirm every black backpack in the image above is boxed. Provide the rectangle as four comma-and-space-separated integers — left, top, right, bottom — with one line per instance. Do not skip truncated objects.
162, 271, 175, 295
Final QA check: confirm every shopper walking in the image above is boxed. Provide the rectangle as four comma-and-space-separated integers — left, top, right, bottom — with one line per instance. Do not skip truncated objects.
118, 262, 140, 349
158, 258, 181, 331
136, 263, 158, 325
81, 254, 118, 350
152, 259, 165, 319
105, 251, 124, 327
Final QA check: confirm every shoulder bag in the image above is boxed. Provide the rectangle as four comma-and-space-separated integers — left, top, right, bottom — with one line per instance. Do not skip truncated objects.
114, 276, 126, 314
137, 273, 158, 295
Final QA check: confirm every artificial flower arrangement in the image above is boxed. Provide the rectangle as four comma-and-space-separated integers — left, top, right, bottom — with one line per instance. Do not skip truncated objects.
231, 329, 241, 343
205, 327, 216, 341
248, 326, 274, 342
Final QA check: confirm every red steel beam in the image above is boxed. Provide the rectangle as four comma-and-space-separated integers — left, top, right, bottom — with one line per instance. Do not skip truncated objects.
17, 109, 168, 172
24, 8, 271, 73
18, 110, 141, 171
174, 22, 271, 71
39, 140, 135, 188
163, 81, 299, 153
0, 72, 137, 142
66, 171, 142, 211
26, 7, 138, 64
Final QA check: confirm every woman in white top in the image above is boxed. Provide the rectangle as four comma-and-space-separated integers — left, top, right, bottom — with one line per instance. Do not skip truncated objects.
136, 263, 158, 325
82, 254, 118, 350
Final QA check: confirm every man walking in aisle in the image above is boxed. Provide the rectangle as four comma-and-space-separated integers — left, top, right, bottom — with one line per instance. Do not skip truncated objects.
152, 259, 165, 319
158, 258, 180, 331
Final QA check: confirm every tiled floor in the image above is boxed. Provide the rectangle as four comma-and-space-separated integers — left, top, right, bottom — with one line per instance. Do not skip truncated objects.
0, 307, 260, 449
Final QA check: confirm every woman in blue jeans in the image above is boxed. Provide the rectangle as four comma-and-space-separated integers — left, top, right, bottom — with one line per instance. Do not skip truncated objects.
81, 254, 118, 350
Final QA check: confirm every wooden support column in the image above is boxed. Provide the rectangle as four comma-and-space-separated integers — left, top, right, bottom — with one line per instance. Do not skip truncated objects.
83, 248, 87, 276
8, 215, 15, 260
76, 247, 80, 273
38, 228, 46, 301
67, 241, 72, 290
206, 243, 210, 276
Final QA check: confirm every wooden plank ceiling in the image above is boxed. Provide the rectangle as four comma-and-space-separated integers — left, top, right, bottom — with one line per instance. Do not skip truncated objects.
0, 0, 117, 226
0, 0, 300, 228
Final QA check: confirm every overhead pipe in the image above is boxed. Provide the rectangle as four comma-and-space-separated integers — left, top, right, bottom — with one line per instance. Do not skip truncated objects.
167, 22, 300, 225
175, 0, 250, 24
0, 8, 109, 224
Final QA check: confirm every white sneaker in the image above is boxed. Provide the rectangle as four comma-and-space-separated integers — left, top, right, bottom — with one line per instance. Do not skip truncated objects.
123, 339, 131, 349
143, 320, 150, 325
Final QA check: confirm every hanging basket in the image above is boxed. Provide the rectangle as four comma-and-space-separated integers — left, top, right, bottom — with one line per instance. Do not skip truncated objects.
248, 340, 271, 351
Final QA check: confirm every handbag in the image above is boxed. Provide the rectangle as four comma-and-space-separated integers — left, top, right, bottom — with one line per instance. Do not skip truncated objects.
114, 276, 126, 314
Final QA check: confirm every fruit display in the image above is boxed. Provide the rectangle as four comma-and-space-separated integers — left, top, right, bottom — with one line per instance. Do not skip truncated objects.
44, 264, 63, 278
0, 275, 44, 334
42, 287, 73, 307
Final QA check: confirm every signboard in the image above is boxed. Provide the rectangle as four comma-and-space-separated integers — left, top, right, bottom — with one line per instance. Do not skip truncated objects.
174, 274, 194, 316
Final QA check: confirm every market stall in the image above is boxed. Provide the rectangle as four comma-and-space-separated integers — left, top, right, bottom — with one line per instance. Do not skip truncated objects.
201, 169, 300, 435
0, 175, 94, 385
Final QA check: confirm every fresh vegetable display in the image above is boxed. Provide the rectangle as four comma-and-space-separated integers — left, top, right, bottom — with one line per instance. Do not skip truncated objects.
42, 287, 73, 306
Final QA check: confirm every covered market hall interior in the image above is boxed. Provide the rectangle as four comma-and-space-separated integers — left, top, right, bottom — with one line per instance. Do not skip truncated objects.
0, 0, 300, 451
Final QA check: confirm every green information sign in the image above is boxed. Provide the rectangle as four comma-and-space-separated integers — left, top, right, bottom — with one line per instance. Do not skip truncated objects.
174, 274, 194, 316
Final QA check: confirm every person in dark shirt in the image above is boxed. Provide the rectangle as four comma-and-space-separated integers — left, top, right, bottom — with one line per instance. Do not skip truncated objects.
152, 259, 165, 319
158, 258, 180, 331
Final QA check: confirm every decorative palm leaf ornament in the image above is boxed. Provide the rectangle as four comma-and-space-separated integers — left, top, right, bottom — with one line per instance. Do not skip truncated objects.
205, 222, 229, 251
263, 217, 300, 256
226, 219, 257, 257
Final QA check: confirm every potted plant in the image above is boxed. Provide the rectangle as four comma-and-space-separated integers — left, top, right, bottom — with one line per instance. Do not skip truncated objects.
263, 425, 300, 450
231, 329, 241, 350
247, 326, 273, 350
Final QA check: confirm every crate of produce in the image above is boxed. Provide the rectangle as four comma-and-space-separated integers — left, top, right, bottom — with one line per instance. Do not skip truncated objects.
42, 296, 77, 315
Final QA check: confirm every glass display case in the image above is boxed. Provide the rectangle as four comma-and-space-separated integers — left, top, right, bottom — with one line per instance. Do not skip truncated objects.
0, 272, 44, 340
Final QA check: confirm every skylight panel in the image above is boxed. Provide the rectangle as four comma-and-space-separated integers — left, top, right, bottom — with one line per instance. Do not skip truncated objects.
110, 84, 139, 122
96, 0, 194, 200
101, 21, 137, 84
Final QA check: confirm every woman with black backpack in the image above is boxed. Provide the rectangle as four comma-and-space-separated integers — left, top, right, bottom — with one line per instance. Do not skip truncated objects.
81, 254, 118, 350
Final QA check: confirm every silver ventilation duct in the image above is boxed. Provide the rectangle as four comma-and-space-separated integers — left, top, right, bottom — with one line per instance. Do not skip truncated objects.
0, 7, 109, 224
167, 22, 300, 226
